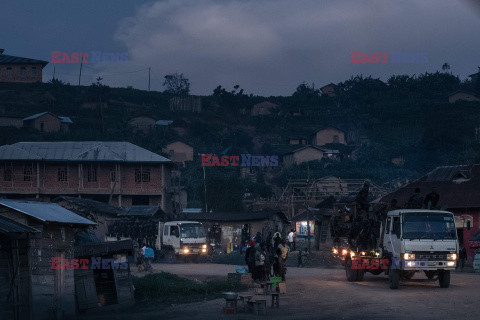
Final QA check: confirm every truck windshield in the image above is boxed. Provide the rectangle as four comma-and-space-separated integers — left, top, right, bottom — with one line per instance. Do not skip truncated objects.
403, 213, 457, 240
180, 224, 206, 238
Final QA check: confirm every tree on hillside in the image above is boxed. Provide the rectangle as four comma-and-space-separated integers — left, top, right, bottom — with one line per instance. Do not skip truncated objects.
442, 63, 451, 71
163, 73, 190, 95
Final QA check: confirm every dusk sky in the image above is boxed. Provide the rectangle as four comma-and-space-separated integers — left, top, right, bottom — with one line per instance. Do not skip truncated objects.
3, 0, 480, 95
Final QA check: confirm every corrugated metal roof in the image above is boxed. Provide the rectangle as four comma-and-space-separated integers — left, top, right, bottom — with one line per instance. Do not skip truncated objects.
185, 211, 289, 223
156, 120, 173, 126
0, 141, 171, 163
0, 53, 48, 67
119, 206, 164, 217
0, 199, 96, 225
59, 116, 73, 123
0, 215, 39, 234
53, 196, 121, 216
23, 112, 73, 123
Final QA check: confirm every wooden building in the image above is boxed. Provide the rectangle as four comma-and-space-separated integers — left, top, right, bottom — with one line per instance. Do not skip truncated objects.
169, 96, 202, 113
0, 215, 39, 320
74, 240, 134, 313
0, 199, 95, 320
53, 196, 121, 241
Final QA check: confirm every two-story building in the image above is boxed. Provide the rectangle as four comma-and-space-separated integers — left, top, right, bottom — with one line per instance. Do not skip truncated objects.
0, 142, 173, 212
0, 49, 48, 83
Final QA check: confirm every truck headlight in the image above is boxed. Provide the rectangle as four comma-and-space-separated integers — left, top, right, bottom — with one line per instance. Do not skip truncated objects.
447, 261, 455, 267
447, 253, 457, 260
403, 253, 415, 260
333, 248, 338, 254
202, 244, 207, 249
350, 252, 355, 257
202, 248, 207, 253
342, 249, 348, 255
183, 248, 189, 254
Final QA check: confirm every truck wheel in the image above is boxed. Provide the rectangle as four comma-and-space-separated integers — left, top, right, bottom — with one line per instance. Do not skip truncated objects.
400, 271, 415, 281
438, 270, 450, 288
165, 250, 177, 264
424, 271, 437, 280
356, 270, 365, 281
389, 268, 399, 289
345, 258, 357, 282
369, 269, 383, 276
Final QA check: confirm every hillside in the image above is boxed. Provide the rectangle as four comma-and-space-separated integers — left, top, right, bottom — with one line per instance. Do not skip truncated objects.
1, 71, 479, 211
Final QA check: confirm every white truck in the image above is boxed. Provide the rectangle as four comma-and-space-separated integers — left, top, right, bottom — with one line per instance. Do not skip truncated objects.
334, 209, 459, 289
157, 221, 208, 262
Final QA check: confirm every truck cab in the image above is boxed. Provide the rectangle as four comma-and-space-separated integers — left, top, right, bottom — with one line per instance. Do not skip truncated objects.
158, 221, 208, 261
382, 209, 459, 288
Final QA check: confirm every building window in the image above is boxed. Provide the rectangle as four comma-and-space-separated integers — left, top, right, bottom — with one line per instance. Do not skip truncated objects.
110, 171, 116, 182
58, 167, 67, 182
24, 166, 32, 181
40, 122, 44, 132
6, 67, 12, 78
87, 166, 97, 182
20, 67, 26, 78
31, 67, 37, 77
135, 168, 150, 183
333, 135, 339, 143
4, 168, 12, 181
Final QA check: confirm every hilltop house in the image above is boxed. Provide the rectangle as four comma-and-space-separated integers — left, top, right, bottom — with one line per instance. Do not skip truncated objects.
169, 96, 202, 112
0, 141, 173, 210
320, 83, 337, 97
448, 90, 480, 104
23, 112, 73, 132
0, 49, 48, 83
128, 116, 157, 133
251, 101, 279, 116
312, 126, 346, 146
282, 145, 339, 167
162, 141, 194, 165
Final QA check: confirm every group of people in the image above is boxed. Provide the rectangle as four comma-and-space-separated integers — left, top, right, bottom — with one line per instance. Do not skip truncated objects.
135, 242, 155, 272
244, 231, 292, 282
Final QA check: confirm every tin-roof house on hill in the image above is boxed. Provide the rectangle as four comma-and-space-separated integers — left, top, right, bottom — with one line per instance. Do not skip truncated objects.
0, 199, 95, 320
0, 141, 173, 210
0, 49, 48, 83
23, 112, 73, 132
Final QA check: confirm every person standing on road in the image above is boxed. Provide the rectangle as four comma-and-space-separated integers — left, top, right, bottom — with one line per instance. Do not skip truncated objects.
288, 229, 295, 251
245, 240, 256, 275
459, 244, 467, 272
135, 243, 144, 272
254, 243, 265, 282
279, 239, 289, 261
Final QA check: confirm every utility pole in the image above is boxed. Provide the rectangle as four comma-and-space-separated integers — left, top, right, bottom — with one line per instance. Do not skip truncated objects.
78, 60, 83, 86
148, 67, 151, 91
203, 166, 208, 214
306, 207, 311, 253
52, 66, 56, 81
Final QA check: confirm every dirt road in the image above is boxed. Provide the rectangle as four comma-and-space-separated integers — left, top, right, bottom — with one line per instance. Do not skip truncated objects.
91, 264, 480, 320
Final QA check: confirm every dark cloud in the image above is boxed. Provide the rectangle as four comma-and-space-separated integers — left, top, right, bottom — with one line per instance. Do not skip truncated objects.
3, 0, 480, 95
